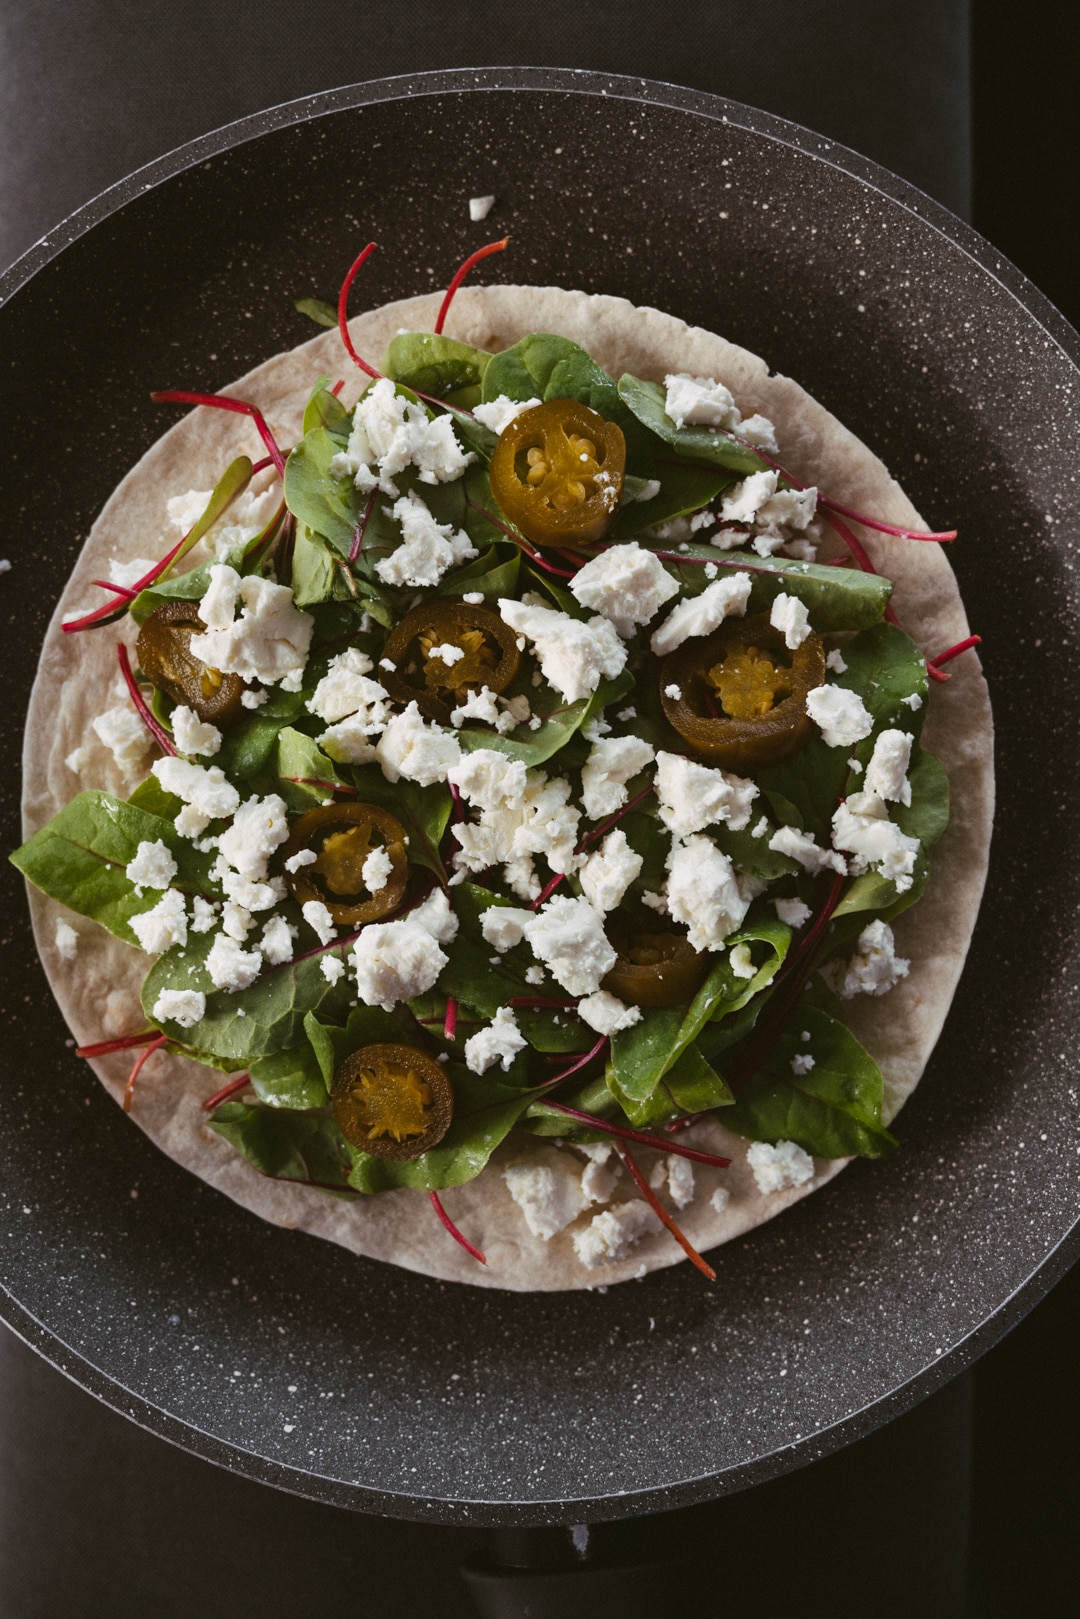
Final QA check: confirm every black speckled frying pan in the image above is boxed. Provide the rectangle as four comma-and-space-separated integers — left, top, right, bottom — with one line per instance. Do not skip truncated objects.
1, 69, 1077, 1526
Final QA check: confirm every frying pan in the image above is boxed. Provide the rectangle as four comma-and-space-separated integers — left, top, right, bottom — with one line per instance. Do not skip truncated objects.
1, 68, 1077, 1526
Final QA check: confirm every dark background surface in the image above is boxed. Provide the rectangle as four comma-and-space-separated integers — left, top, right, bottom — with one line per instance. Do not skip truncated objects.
1, 3, 1076, 1615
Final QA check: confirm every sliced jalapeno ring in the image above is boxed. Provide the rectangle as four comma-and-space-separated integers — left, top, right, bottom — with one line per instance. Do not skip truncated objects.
135, 599, 247, 726
660, 612, 826, 771
281, 802, 408, 926
489, 399, 626, 549
602, 929, 710, 1009
331, 1042, 453, 1161
380, 600, 521, 722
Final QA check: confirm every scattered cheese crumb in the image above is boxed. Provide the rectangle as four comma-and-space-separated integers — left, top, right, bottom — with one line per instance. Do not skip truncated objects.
747, 1139, 815, 1194
152, 988, 206, 1028
465, 1007, 527, 1074
469, 194, 496, 221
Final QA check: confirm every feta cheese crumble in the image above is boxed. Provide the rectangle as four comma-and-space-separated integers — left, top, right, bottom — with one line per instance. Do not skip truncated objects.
769, 592, 812, 649
53, 918, 79, 960
206, 932, 262, 992
768, 825, 846, 876
498, 597, 626, 703
92, 704, 155, 779
568, 542, 679, 638
805, 684, 873, 749
190, 566, 313, 687
575, 990, 642, 1038
125, 839, 178, 892
578, 829, 643, 914
654, 751, 758, 836
864, 729, 914, 805
580, 735, 654, 820
522, 897, 616, 997
376, 490, 477, 589
747, 1139, 815, 1194
351, 919, 448, 1010
831, 791, 919, 892
666, 836, 751, 952
152, 988, 206, 1028
472, 394, 542, 435
468, 194, 496, 221
650, 572, 752, 656
504, 1149, 588, 1240
465, 1007, 528, 1074
375, 702, 462, 787
573, 1201, 661, 1268
128, 889, 188, 954
833, 918, 910, 998
171, 705, 222, 758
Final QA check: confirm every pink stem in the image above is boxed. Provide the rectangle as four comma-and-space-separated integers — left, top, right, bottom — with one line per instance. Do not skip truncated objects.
443, 997, 458, 1042
117, 644, 176, 756
337, 242, 383, 380
281, 776, 357, 795
76, 1029, 159, 1058
203, 1073, 252, 1112
349, 490, 377, 563
429, 1190, 486, 1264
124, 1033, 167, 1113
529, 872, 565, 912
929, 633, 981, 667
90, 579, 137, 600
818, 495, 956, 541
464, 499, 579, 577
527, 1035, 609, 1090
577, 784, 657, 851
615, 1141, 717, 1280
152, 389, 286, 477
434, 237, 510, 335
542, 1101, 731, 1168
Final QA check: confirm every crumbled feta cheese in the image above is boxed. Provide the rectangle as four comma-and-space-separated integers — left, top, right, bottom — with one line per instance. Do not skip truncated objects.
522, 897, 616, 997
729, 942, 755, 980
53, 918, 79, 960
301, 900, 337, 946
580, 735, 654, 820
847, 756, 864, 775
720, 470, 778, 524
65, 744, 92, 775
480, 905, 534, 953
504, 1150, 588, 1240
524, 964, 545, 986
773, 897, 812, 928
462, 591, 485, 605
465, 1006, 528, 1074
663, 373, 741, 431
93, 703, 155, 778
344, 376, 474, 491
666, 836, 751, 951
191, 896, 218, 933
125, 839, 178, 892
448, 748, 527, 812
450, 758, 579, 898
710, 1186, 731, 1213
472, 394, 542, 435
283, 848, 317, 874
664, 683, 682, 699
320, 955, 345, 985
663, 1154, 696, 1209
768, 825, 846, 875
575, 989, 642, 1037
153, 756, 240, 822
568, 542, 679, 638
654, 751, 758, 836
834, 918, 910, 998
576, 1142, 620, 1204
319, 718, 379, 766
198, 564, 241, 631
206, 932, 262, 992
747, 1139, 815, 1194
579, 829, 642, 914
351, 918, 448, 1010
307, 648, 390, 730
166, 488, 213, 533
152, 988, 206, 1028
222, 902, 255, 941
259, 915, 297, 965
864, 729, 913, 805
361, 846, 394, 893
649, 572, 752, 656
641, 889, 667, 913
189, 570, 313, 687
241, 687, 268, 709
769, 592, 812, 649
755, 485, 818, 537
211, 855, 283, 915
170, 704, 222, 758
468, 193, 496, 221
410, 888, 460, 946
106, 556, 154, 590
826, 648, 848, 674
901, 692, 923, 711
217, 794, 289, 880
129, 888, 188, 954
375, 702, 462, 786
450, 685, 501, 729
790, 1053, 816, 1075
498, 597, 626, 703
634, 478, 662, 503
805, 684, 873, 749
574, 1200, 661, 1268
751, 814, 769, 839
831, 791, 919, 891
376, 489, 477, 588
738, 414, 779, 454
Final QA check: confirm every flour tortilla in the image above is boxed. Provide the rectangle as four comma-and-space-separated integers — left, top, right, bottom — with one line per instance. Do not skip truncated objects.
21, 287, 994, 1289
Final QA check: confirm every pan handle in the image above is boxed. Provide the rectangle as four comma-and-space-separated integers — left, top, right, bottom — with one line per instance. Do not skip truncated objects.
460, 1525, 686, 1617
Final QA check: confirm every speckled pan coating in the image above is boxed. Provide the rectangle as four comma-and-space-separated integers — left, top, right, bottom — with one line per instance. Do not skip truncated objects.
1, 69, 1077, 1525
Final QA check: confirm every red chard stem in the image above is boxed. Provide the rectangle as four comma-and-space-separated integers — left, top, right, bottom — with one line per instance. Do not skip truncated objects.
429, 1190, 486, 1264
434, 237, 510, 336
203, 1073, 252, 1112
124, 1033, 167, 1113
152, 389, 286, 476
337, 242, 383, 380
117, 644, 176, 756
544, 1101, 730, 1168
615, 1141, 717, 1280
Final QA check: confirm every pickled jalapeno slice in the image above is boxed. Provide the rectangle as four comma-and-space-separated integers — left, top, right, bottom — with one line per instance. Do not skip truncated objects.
380, 600, 521, 722
135, 599, 247, 726
489, 399, 626, 549
659, 613, 826, 770
602, 929, 711, 1009
281, 802, 408, 926
332, 1043, 453, 1161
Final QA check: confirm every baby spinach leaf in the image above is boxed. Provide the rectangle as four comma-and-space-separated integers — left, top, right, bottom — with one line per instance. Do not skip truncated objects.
435, 885, 527, 1015
610, 1042, 734, 1127
384, 331, 492, 398
290, 526, 342, 607
126, 778, 183, 822
643, 545, 892, 632
306, 1004, 416, 1075
302, 375, 350, 436
722, 1003, 896, 1159
208, 1103, 356, 1192
249, 1043, 330, 1110
483, 333, 623, 420
609, 917, 790, 1102
273, 727, 342, 811
11, 791, 218, 943
345, 1068, 532, 1192
435, 544, 521, 601
617, 375, 767, 476
455, 671, 633, 768
294, 296, 339, 330
610, 465, 732, 542
284, 425, 364, 557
